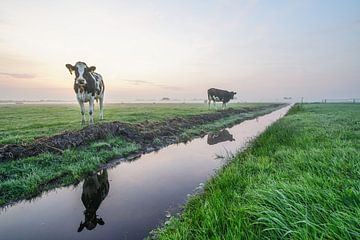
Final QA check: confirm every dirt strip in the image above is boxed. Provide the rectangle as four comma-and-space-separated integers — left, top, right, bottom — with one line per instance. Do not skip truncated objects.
0, 104, 285, 162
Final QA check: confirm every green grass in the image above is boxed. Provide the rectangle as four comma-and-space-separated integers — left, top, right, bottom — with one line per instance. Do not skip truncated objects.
154, 103, 360, 240
0, 103, 268, 145
0, 137, 140, 206
0, 103, 281, 206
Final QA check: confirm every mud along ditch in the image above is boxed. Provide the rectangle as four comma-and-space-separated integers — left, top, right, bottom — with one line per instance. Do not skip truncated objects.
0, 104, 285, 162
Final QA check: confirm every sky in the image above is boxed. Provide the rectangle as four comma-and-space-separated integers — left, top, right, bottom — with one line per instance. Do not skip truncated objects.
0, 0, 359, 102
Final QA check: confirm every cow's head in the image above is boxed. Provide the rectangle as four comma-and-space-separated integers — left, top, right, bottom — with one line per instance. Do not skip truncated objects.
231, 91, 236, 99
77, 212, 105, 232
65, 62, 96, 85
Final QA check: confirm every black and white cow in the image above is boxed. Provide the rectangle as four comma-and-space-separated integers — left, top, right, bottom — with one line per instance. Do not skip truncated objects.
207, 88, 236, 109
66, 61, 105, 125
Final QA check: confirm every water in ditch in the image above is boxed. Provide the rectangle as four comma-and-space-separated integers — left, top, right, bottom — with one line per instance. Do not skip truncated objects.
0, 106, 291, 240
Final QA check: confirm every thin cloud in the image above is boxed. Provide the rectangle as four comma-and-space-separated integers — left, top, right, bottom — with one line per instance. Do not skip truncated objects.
0, 72, 35, 79
122, 79, 149, 85
155, 84, 182, 91
122, 79, 182, 91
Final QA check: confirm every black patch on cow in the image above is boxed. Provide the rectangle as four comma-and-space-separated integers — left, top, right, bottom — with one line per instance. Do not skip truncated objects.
208, 88, 236, 104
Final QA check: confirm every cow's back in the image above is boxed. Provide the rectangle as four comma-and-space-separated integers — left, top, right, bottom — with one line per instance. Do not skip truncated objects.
208, 88, 220, 95
208, 88, 228, 96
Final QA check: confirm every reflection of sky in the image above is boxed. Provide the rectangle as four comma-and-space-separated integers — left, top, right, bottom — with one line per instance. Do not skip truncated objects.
0, 1, 359, 101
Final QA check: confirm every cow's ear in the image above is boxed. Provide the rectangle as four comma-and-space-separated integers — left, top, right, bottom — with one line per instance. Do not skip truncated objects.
65, 64, 75, 75
89, 66, 96, 72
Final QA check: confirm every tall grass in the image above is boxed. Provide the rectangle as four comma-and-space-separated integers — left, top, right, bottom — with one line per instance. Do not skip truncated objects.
155, 103, 360, 239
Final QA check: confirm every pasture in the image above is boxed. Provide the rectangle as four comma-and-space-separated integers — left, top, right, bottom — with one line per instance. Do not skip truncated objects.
0, 102, 268, 145
0, 102, 281, 206
155, 103, 360, 239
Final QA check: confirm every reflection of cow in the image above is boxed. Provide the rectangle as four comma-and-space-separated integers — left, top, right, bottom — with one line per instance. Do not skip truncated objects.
207, 88, 236, 109
78, 170, 109, 232
207, 129, 235, 145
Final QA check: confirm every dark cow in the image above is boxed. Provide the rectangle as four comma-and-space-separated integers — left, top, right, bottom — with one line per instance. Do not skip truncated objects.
207, 129, 235, 145
207, 88, 236, 109
78, 170, 109, 232
66, 61, 105, 125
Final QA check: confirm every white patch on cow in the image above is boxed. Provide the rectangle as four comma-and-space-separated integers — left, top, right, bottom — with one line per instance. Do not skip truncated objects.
77, 91, 93, 103
90, 72, 100, 92
75, 62, 87, 85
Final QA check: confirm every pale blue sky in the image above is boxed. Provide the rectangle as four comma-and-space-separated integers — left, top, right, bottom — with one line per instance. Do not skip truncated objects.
0, 0, 359, 101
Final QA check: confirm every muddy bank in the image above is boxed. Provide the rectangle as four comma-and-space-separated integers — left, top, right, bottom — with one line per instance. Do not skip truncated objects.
0, 104, 285, 162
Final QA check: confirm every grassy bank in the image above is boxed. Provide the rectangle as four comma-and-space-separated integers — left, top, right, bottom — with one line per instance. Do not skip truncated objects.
0, 103, 267, 145
0, 103, 282, 207
0, 137, 140, 206
155, 103, 360, 239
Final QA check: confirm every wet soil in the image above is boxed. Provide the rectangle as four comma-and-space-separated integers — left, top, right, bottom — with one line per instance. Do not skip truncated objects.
0, 104, 285, 162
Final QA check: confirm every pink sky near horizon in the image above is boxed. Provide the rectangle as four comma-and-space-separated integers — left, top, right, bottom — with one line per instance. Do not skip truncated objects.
0, 0, 359, 102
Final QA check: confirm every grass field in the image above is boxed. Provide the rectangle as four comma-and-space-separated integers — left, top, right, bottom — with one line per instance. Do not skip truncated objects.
0, 103, 268, 145
155, 103, 360, 239
0, 103, 281, 206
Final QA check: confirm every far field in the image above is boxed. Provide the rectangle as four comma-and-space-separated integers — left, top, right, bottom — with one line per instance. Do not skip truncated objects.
155, 103, 360, 240
0, 103, 269, 145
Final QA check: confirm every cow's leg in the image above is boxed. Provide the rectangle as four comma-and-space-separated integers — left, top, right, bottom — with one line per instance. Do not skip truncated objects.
89, 96, 95, 124
99, 96, 104, 120
208, 94, 211, 109
78, 101, 86, 125
209, 96, 216, 109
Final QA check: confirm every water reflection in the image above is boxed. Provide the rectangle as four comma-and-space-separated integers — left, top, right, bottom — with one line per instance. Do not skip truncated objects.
207, 129, 235, 145
78, 170, 109, 232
